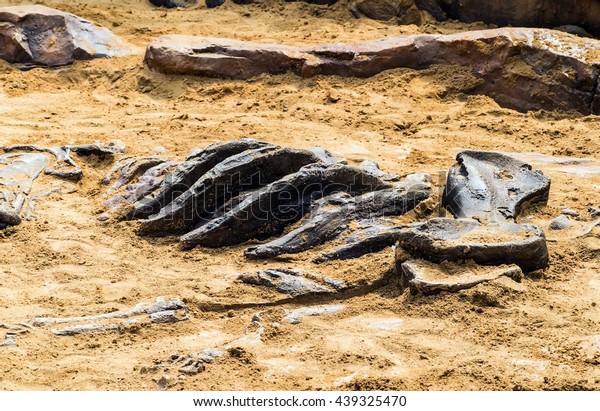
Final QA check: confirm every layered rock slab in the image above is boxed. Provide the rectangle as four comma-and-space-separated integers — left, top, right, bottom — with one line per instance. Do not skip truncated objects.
394, 218, 549, 273
0, 5, 129, 67
145, 28, 600, 114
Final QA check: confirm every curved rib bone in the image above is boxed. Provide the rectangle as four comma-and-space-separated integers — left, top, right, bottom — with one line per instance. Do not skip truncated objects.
245, 186, 430, 259
179, 163, 391, 250
129, 138, 273, 219
138, 146, 321, 236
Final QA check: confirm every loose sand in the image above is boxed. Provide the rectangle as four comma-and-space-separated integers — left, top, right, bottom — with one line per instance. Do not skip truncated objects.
0, 0, 599, 390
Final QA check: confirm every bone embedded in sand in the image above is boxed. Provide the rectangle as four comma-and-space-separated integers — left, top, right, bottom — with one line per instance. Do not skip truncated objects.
139, 146, 321, 236
400, 260, 523, 295
442, 150, 550, 223
178, 162, 391, 249
237, 268, 347, 297
0, 153, 49, 228
245, 186, 429, 259
23, 187, 64, 221
32, 297, 186, 326
3, 144, 120, 182
149, 0, 197, 8
315, 224, 414, 263
51, 323, 120, 336
103, 157, 168, 197
283, 304, 346, 324
394, 218, 549, 273
129, 138, 275, 220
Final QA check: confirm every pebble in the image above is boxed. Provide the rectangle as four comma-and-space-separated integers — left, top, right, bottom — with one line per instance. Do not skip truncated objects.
561, 208, 579, 217
550, 215, 572, 230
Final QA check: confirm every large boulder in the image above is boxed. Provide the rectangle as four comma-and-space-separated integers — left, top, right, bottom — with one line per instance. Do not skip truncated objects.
145, 28, 600, 114
434, 0, 600, 37
0, 5, 129, 68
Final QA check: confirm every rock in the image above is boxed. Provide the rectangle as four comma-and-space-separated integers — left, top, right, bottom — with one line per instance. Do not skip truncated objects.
442, 151, 550, 223
0, 153, 49, 228
149, 309, 189, 323
400, 260, 523, 295
349, 0, 421, 23
237, 268, 346, 297
555, 25, 594, 38
149, 0, 197, 7
0, 5, 129, 68
178, 163, 391, 249
550, 215, 572, 230
205, 0, 225, 7
179, 362, 205, 376
245, 186, 429, 259
394, 218, 549, 272
432, 0, 600, 36
561, 208, 580, 217
200, 348, 225, 360
144, 29, 600, 114
414, 0, 446, 20
282, 304, 346, 324
590, 207, 600, 217
138, 146, 321, 236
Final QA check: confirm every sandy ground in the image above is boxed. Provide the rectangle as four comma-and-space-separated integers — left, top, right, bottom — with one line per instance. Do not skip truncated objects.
0, 0, 599, 390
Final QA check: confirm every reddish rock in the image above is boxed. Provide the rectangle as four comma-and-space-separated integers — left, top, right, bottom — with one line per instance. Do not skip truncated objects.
0, 5, 129, 68
145, 28, 600, 114
437, 0, 600, 36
